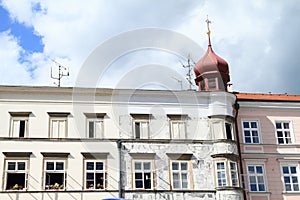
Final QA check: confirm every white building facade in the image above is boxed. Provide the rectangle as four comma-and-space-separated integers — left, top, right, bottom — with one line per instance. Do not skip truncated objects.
0, 86, 243, 200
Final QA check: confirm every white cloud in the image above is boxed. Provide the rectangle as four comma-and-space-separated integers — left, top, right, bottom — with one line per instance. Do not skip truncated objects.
0, 0, 299, 94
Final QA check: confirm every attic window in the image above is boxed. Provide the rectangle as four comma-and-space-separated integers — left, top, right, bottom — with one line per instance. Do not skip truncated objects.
208, 78, 216, 90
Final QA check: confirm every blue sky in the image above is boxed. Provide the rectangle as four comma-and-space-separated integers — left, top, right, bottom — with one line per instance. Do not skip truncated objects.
0, 0, 299, 94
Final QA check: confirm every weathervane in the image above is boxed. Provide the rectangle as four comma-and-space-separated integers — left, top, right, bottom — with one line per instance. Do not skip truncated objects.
205, 15, 212, 46
50, 59, 69, 87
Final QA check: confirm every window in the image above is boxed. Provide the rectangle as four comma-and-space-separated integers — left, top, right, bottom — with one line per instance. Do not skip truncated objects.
282, 165, 299, 192
225, 122, 233, 140
276, 121, 292, 144
208, 78, 216, 90
134, 121, 149, 139
130, 114, 151, 139
216, 162, 226, 187
5, 160, 28, 190
170, 121, 186, 139
242, 121, 260, 144
247, 164, 266, 192
171, 161, 189, 189
44, 160, 66, 190
84, 113, 106, 138
134, 161, 152, 189
10, 119, 27, 137
9, 112, 31, 138
87, 119, 103, 138
85, 160, 106, 190
215, 160, 239, 187
48, 112, 69, 138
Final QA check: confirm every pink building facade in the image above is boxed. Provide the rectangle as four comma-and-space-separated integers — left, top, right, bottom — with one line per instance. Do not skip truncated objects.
236, 93, 300, 200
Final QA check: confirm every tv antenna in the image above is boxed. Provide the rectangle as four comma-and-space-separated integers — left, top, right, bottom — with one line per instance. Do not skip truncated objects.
172, 76, 183, 90
179, 54, 195, 90
50, 59, 69, 87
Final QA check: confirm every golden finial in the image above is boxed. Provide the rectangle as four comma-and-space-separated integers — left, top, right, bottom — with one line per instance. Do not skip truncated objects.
205, 15, 212, 46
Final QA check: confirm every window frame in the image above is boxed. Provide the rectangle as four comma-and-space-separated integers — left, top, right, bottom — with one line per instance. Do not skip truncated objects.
49, 117, 67, 138
43, 159, 67, 190
170, 160, 190, 190
280, 163, 300, 192
133, 160, 153, 190
241, 120, 261, 144
170, 120, 187, 140
9, 117, 29, 138
246, 163, 267, 192
86, 118, 104, 139
275, 121, 293, 145
214, 159, 239, 188
133, 120, 150, 139
4, 159, 28, 191
84, 160, 106, 190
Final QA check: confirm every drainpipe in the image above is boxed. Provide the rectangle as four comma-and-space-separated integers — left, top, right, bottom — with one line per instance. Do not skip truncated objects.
117, 140, 124, 198
234, 98, 246, 200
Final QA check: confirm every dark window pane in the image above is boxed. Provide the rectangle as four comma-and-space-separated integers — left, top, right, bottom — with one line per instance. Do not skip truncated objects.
87, 162, 94, 170
258, 184, 265, 191
89, 121, 94, 138
19, 120, 25, 137
17, 162, 25, 170
291, 167, 297, 174
87, 173, 94, 180
46, 162, 54, 170
56, 162, 64, 170
277, 131, 283, 137
245, 137, 251, 143
135, 173, 142, 179
7, 162, 15, 170
283, 123, 289, 129
243, 122, 249, 128
135, 122, 140, 139
256, 166, 263, 174
276, 122, 282, 129
225, 123, 232, 140
282, 167, 289, 174
96, 162, 103, 170
244, 130, 251, 136
172, 162, 179, 170
251, 122, 257, 128
278, 138, 284, 144
6, 173, 26, 190
135, 180, 143, 188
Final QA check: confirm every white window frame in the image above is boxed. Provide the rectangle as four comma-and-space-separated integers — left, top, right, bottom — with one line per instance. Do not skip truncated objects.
86, 118, 104, 138
281, 163, 300, 192
49, 118, 67, 138
133, 120, 149, 139
44, 160, 66, 190
275, 121, 293, 144
84, 160, 106, 190
133, 160, 153, 190
214, 159, 239, 187
246, 163, 267, 192
4, 160, 28, 191
170, 160, 190, 190
242, 120, 261, 144
10, 117, 28, 138
170, 120, 186, 139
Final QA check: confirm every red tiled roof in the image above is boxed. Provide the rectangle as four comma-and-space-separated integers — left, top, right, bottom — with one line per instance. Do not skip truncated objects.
236, 93, 300, 102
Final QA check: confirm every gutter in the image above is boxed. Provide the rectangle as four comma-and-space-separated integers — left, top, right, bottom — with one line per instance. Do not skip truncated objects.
233, 99, 247, 200
117, 140, 124, 198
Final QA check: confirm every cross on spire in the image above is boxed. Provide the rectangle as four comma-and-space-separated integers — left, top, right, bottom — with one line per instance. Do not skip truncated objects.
205, 16, 212, 46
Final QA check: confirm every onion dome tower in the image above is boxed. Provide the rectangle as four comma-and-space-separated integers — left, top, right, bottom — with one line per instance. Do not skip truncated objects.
194, 17, 230, 92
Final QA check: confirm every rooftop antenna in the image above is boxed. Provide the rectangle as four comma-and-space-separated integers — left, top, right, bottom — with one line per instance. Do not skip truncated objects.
180, 54, 195, 90
172, 76, 183, 90
50, 59, 69, 87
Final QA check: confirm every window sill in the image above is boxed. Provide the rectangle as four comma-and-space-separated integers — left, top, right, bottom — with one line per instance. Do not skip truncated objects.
282, 191, 300, 195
